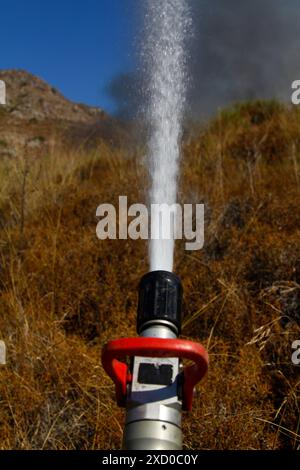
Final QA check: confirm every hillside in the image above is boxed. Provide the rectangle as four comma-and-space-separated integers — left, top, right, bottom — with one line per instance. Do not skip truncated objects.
0, 69, 128, 158
0, 100, 299, 449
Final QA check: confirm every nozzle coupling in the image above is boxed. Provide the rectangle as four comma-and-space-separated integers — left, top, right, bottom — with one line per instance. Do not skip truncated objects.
137, 270, 183, 336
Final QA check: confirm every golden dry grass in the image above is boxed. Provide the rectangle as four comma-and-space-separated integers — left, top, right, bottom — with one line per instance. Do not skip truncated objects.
0, 100, 299, 449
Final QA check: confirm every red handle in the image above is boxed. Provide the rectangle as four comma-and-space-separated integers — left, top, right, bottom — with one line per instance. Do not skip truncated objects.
101, 337, 208, 411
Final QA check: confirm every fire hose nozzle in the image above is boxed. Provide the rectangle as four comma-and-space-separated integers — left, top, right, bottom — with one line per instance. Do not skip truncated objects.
101, 270, 208, 449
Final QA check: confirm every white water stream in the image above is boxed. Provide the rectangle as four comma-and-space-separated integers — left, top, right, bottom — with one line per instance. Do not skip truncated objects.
144, 0, 191, 272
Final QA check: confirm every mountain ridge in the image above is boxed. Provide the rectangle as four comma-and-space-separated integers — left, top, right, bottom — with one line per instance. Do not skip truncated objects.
0, 69, 126, 157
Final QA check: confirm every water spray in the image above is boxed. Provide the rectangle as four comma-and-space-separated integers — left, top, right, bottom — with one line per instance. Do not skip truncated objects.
102, 271, 208, 450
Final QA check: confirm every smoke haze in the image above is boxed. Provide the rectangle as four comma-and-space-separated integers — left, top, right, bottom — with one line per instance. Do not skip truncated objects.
107, 0, 300, 119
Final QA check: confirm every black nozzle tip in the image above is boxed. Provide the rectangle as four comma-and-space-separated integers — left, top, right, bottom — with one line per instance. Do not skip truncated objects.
137, 270, 183, 335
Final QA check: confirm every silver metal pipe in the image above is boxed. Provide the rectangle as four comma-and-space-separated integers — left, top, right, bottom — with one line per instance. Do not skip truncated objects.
140, 323, 177, 339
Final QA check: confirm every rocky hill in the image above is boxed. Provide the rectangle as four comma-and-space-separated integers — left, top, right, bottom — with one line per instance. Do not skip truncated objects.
0, 69, 127, 157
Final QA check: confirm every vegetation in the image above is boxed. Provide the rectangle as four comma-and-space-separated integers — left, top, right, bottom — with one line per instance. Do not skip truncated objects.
0, 101, 299, 449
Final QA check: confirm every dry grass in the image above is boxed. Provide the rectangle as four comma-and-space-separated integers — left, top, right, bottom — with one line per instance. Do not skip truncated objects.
0, 100, 300, 449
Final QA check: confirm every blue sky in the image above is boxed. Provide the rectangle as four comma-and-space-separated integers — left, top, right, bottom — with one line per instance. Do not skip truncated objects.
0, 0, 137, 114
2, 1, 300, 119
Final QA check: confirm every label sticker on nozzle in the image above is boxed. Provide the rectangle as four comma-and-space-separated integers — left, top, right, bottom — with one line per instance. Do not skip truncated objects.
138, 363, 173, 386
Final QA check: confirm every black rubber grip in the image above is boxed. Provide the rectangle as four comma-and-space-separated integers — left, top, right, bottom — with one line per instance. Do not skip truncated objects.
137, 270, 183, 335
